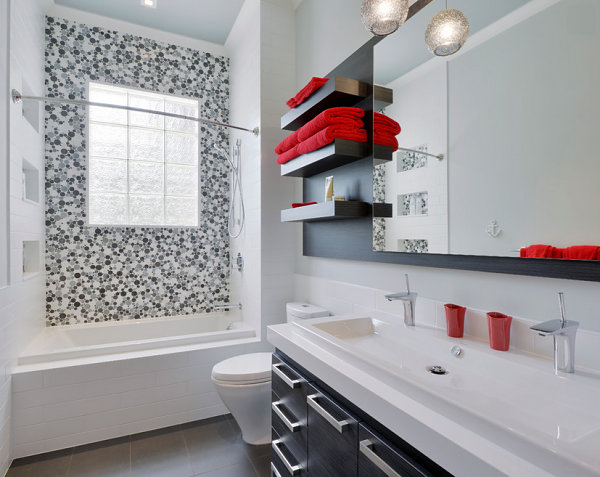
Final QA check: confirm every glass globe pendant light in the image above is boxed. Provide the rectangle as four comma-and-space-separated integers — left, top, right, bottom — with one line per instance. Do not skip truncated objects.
425, 2, 470, 56
361, 0, 410, 36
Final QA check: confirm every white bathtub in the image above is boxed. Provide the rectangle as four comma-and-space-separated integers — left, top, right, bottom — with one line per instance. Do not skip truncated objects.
19, 313, 256, 367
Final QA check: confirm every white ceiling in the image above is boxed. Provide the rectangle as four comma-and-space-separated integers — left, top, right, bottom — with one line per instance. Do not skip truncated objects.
53, 0, 245, 44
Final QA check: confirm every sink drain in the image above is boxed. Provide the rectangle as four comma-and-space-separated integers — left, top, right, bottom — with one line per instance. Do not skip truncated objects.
427, 365, 448, 375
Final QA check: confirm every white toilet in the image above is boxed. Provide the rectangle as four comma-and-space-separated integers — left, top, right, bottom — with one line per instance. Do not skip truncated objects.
211, 302, 329, 445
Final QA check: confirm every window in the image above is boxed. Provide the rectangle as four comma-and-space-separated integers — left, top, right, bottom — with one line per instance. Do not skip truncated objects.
88, 83, 199, 227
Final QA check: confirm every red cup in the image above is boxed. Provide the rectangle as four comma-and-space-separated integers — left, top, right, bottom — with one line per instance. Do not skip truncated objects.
487, 312, 512, 351
444, 304, 466, 338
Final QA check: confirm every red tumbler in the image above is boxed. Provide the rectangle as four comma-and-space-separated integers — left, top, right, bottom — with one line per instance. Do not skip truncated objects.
487, 312, 512, 351
444, 304, 466, 338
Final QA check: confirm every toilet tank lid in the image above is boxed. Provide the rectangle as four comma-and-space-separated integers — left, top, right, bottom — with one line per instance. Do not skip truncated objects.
211, 352, 272, 383
286, 302, 329, 319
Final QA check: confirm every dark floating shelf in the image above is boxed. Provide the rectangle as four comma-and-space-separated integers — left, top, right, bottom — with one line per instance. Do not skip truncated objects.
280, 139, 370, 178
374, 85, 393, 111
373, 144, 393, 166
281, 201, 371, 223
281, 76, 369, 131
373, 203, 393, 218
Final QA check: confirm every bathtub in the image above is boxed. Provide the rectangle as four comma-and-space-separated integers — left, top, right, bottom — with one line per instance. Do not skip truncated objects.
12, 312, 266, 458
18, 312, 257, 367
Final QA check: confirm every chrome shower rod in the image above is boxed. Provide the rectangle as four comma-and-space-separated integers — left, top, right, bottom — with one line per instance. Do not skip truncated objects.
396, 147, 444, 161
11, 89, 260, 136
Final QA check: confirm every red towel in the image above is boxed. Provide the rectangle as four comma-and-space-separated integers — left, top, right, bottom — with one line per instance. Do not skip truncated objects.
374, 112, 401, 135
275, 107, 365, 155
277, 125, 367, 165
374, 133, 399, 151
520, 245, 563, 258
286, 77, 329, 109
292, 202, 317, 208
562, 246, 600, 260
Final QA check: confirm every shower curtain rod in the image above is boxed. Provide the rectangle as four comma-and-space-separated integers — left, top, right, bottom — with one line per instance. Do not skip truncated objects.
11, 89, 260, 136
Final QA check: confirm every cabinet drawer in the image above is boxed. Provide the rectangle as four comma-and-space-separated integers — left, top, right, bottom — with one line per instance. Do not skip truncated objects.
307, 384, 359, 477
271, 425, 307, 476
272, 390, 307, 466
358, 424, 431, 477
272, 355, 309, 425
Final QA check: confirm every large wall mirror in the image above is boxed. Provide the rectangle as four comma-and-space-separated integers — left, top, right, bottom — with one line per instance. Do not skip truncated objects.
373, 0, 600, 261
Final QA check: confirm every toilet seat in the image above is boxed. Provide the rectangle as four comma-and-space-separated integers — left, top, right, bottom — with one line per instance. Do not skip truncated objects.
211, 352, 272, 385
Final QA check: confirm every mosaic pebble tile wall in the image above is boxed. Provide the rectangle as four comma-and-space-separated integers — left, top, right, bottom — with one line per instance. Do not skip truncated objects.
45, 17, 231, 326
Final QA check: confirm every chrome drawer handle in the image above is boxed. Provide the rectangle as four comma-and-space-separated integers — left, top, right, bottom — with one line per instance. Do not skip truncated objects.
272, 363, 303, 389
360, 439, 402, 477
272, 439, 302, 476
272, 401, 302, 432
307, 394, 350, 433
271, 462, 283, 477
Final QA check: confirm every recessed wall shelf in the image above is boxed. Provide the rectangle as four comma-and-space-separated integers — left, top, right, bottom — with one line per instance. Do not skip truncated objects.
22, 159, 40, 204
23, 240, 40, 279
281, 76, 369, 131
280, 139, 370, 178
374, 85, 393, 111
281, 201, 371, 223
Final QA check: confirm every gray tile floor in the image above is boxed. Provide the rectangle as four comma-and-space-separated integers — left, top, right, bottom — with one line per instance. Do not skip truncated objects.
7, 415, 271, 477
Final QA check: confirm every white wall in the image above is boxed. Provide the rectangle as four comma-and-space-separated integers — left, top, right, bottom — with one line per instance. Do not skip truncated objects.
294, 0, 600, 336
259, 0, 299, 337
0, 0, 50, 473
226, 0, 263, 333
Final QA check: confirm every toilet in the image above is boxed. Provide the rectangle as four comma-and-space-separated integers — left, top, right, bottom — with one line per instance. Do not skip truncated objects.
211, 302, 329, 445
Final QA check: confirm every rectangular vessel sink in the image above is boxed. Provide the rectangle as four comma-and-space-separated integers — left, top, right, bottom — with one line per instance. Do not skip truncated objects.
292, 315, 600, 449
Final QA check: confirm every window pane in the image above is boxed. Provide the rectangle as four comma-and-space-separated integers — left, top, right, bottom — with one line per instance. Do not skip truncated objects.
89, 157, 127, 193
129, 161, 164, 194
129, 128, 164, 162
165, 164, 197, 196
89, 193, 127, 225
165, 131, 197, 165
88, 82, 200, 227
129, 195, 164, 225
89, 123, 127, 159
165, 100, 198, 133
89, 86, 127, 124
129, 93, 164, 129
165, 196, 197, 226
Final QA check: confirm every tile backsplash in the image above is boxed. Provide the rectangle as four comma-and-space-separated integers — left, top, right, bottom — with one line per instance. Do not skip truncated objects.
293, 274, 600, 371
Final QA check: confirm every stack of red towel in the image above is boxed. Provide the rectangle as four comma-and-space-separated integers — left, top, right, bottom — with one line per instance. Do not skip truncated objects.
286, 77, 329, 109
520, 245, 600, 260
275, 107, 367, 165
374, 112, 401, 151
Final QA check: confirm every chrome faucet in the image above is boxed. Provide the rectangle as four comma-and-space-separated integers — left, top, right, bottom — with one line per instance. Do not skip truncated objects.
385, 274, 418, 326
530, 292, 579, 374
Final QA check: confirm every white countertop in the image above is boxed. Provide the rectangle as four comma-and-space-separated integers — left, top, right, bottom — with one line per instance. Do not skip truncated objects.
267, 316, 600, 477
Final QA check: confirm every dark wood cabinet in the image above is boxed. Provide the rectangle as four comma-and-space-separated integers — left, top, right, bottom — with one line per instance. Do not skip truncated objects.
271, 351, 451, 477
358, 424, 430, 477
306, 384, 359, 477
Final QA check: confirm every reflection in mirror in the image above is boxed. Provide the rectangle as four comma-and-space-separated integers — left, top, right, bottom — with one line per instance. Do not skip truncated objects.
373, 0, 600, 260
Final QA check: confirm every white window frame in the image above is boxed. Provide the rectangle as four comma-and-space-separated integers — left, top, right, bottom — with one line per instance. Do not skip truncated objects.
85, 80, 202, 228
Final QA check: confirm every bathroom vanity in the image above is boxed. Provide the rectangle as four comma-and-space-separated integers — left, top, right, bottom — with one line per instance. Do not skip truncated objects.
270, 352, 448, 477
267, 315, 600, 477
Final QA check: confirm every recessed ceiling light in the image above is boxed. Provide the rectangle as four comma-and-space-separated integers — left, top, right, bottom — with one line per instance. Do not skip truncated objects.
141, 0, 157, 8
